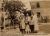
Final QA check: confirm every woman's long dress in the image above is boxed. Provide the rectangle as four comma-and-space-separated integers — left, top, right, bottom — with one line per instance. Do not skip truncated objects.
20, 18, 25, 29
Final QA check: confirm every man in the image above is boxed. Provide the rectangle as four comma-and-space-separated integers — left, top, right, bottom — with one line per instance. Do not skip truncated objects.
33, 13, 39, 33
1, 14, 4, 32
15, 11, 21, 25
16, 11, 21, 19
29, 13, 34, 33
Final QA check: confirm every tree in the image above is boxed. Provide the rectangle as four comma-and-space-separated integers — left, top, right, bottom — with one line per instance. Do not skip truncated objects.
3, 1, 25, 27
4, 1, 25, 12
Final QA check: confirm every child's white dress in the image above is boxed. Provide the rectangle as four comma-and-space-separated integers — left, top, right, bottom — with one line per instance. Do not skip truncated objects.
25, 25, 31, 32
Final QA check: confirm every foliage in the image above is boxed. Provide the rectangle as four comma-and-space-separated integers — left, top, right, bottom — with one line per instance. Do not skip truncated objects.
4, 1, 25, 12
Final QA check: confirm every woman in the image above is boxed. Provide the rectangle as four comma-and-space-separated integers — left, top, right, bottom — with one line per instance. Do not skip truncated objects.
20, 13, 25, 33
25, 13, 31, 34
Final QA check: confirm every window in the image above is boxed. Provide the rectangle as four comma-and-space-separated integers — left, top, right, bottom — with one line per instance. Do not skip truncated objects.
37, 2, 40, 8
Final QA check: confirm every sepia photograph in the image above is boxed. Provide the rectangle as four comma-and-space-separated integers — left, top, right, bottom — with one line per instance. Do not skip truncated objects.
0, 0, 50, 36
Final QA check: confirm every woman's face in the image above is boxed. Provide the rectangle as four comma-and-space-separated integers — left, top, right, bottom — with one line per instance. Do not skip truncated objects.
26, 14, 29, 16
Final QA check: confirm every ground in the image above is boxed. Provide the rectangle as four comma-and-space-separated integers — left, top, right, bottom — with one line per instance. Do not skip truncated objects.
0, 23, 50, 36
0, 29, 50, 36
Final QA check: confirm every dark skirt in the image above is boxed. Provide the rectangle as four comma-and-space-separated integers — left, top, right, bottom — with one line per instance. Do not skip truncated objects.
29, 25, 34, 33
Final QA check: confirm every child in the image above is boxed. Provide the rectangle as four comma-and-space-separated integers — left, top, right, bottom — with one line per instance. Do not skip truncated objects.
25, 22, 31, 34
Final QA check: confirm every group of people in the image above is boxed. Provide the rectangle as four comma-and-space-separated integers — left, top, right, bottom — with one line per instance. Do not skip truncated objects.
15, 11, 39, 34
0, 10, 39, 34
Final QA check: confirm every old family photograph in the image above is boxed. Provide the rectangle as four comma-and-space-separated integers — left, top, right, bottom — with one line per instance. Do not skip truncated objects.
0, 0, 50, 36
